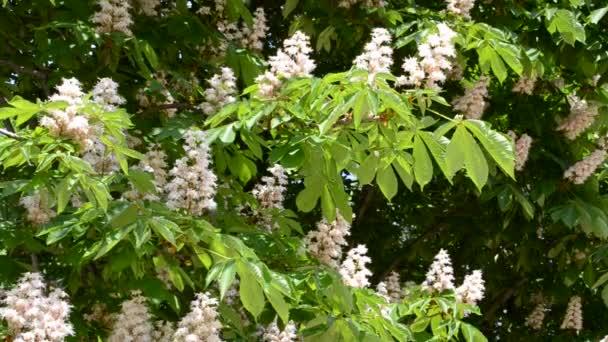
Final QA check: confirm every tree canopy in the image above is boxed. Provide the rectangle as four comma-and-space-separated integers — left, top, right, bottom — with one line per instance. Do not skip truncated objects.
1, 0, 608, 341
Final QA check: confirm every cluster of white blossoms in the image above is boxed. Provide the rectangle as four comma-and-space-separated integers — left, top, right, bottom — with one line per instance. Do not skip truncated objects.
82, 139, 120, 175
507, 131, 533, 171
0, 272, 73, 342
339, 245, 373, 288
557, 95, 599, 140
512, 75, 536, 95
252, 164, 288, 210
397, 23, 457, 89
214, 8, 268, 52
525, 303, 547, 330
446, 0, 476, 19
153, 320, 176, 342
19, 191, 55, 225
377, 271, 402, 303
165, 130, 218, 215
560, 296, 582, 331
41, 78, 93, 148
108, 291, 154, 342
304, 213, 351, 268
91, 0, 133, 36
452, 75, 491, 119
174, 292, 223, 342
136, 0, 161, 16
338, 0, 387, 8
92, 77, 126, 111
563, 148, 607, 184
421, 249, 455, 292
84, 302, 115, 329
200, 67, 237, 115
353, 28, 393, 84
261, 320, 298, 342
455, 270, 485, 305
256, 31, 316, 97
123, 143, 169, 201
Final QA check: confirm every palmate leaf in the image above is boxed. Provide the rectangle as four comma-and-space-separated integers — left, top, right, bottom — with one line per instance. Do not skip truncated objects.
463, 120, 515, 179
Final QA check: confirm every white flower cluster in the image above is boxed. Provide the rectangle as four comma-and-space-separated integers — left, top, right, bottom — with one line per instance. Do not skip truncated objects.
252, 164, 289, 210
452, 75, 491, 119
19, 191, 55, 225
512, 76, 536, 95
122, 144, 169, 201
256, 31, 316, 97
82, 139, 120, 175
137, 0, 161, 16
339, 244, 373, 288
109, 291, 154, 342
564, 148, 607, 184
304, 213, 351, 268
384, 271, 402, 303
353, 28, 393, 84
84, 302, 115, 329
165, 130, 218, 215
560, 296, 582, 331
215, 8, 268, 52
91, 0, 133, 36
525, 303, 547, 330
261, 320, 298, 342
153, 320, 175, 342
41, 78, 93, 148
557, 95, 598, 140
200, 67, 237, 115
508, 131, 533, 171
92, 77, 126, 111
446, 0, 476, 19
0, 272, 74, 342
338, 0, 387, 8
174, 292, 223, 342
421, 249, 455, 292
455, 270, 485, 305
396, 23, 457, 89
601, 336, 608, 342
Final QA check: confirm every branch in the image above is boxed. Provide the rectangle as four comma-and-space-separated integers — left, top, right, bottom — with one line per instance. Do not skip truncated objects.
30, 253, 39, 272
0, 128, 23, 140
140, 102, 203, 116
0, 59, 51, 97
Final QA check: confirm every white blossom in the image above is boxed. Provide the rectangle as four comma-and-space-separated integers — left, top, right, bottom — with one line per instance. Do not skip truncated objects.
557, 95, 598, 140
304, 213, 351, 268
256, 31, 315, 97
446, 0, 476, 19
164, 130, 218, 215
261, 319, 298, 342
452, 75, 490, 119
123, 144, 169, 201
92, 77, 126, 111
456, 270, 485, 306
353, 28, 393, 83
252, 164, 288, 210
564, 148, 607, 184
600, 336, 608, 342
240, 8, 268, 51
396, 23, 457, 89
384, 271, 402, 303
48, 77, 84, 105
512, 75, 536, 95
91, 0, 133, 36
19, 191, 55, 225
421, 249, 455, 293
82, 139, 120, 175
137, 0, 160, 16
560, 296, 582, 331
200, 67, 237, 115
108, 291, 154, 342
525, 303, 547, 330
84, 303, 115, 328
152, 320, 175, 342
174, 292, 223, 342
339, 245, 373, 288
508, 131, 533, 171
0, 272, 74, 342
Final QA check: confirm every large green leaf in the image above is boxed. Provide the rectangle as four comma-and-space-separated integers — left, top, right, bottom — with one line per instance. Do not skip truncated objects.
546, 9, 586, 45
460, 127, 489, 191
413, 135, 433, 189
464, 120, 515, 179
237, 261, 266, 320
376, 165, 398, 201
461, 323, 488, 342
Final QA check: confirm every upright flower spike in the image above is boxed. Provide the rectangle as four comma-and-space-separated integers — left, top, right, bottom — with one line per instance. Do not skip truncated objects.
564, 148, 607, 184
137, 0, 161, 16
508, 131, 533, 171
353, 28, 394, 84
560, 296, 583, 331
456, 270, 485, 305
512, 75, 536, 95
261, 319, 298, 342
19, 191, 55, 225
339, 244, 373, 288
240, 8, 268, 51
152, 320, 175, 342
108, 291, 154, 342
446, 0, 476, 19
92, 77, 126, 111
557, 95, 598, 140
174, 292, 223, 342
384, 271, 403, 303
0, 272, 74, 342
525, 303, 547, 330
421, 249, 455, 293
200, 67, 237, 115
165, 130, 218, 215
452, 75, 490, 119
91, 0, 133, 36
252, 164, 288, 210
304, 212, 351, 268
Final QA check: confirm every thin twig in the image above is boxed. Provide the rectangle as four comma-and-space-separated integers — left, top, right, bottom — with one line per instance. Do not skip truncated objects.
0, 128, 22, 140
31, 253, 39, 272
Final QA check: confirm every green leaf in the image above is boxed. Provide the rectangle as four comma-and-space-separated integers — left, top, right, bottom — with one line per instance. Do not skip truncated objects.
110, 204, 139, 229
219, 261, 236, 300
478, 45, 507, 82
602, 284, 608, 308
410, 317, 430, 333
588, 6, 608, 24
352, 89, 369, 129
377, 165, 398, 201
296, 186, 320, 213
593, 272, 608, 289
321, 184, 336, 222
357, 153, 378, 185
464, 120, 515, 179
460, 127, 488, 191
283, 0, 299, 17
546, 9, 586, 45
420, 131, 450, 180
494, 42, 523, 76
446, 125, 466, 177
461, 323, 488, 342
265, 287, 290, 324
148, 217, 178, 246
55, 175, 74, 214
128, 169, 156, 194
413, 135, 433, 189
237, 261, 266, 319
